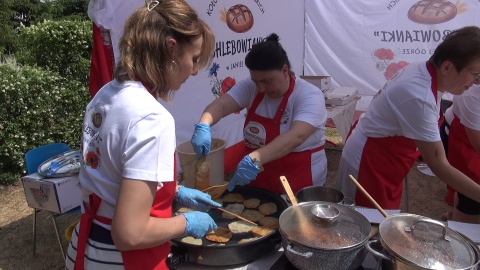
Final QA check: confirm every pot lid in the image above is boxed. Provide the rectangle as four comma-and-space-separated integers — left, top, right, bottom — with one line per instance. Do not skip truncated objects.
38, 149, 81, 178
379, 214, 476, 269
279, 202, 371, 250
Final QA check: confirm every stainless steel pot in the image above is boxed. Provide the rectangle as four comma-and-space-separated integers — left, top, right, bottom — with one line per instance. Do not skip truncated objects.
365, 214, 480, 270
279, 201, 371, 270
295, 186, 344, 204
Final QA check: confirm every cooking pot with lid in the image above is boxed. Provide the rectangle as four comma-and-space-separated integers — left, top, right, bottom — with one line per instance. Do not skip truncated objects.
365, 213, 480, 270
279, 201, 371, 270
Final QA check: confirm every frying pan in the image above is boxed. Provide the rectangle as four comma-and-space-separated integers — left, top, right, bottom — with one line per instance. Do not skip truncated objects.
169, 186, 288, 267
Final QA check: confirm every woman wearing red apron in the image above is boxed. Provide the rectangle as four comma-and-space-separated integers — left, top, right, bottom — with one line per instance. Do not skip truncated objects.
334, 26, 480, 209
65, 2, 220, 269
191, 33, 327, 194
442, 84, 480, 223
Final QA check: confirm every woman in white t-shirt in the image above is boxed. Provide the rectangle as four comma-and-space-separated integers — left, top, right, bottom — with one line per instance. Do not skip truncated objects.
191, 33, 327, 195
335, 26, 480, 210
441, 84, 480, 223
65, 2, 221, 269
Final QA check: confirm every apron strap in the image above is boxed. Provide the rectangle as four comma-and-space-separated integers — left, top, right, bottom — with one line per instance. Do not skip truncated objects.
273, 74, 296, 124
74, 193, 110, 270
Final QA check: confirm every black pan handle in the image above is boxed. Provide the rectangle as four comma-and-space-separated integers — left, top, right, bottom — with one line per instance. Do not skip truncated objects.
167, 245, 187, 269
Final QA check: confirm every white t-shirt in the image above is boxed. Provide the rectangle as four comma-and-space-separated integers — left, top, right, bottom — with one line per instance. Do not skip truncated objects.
227, 76, 328, 186
445, 85, 480, 131
344, 62, 442, 168
80, 80, 176, 220
228, 76, 327, 151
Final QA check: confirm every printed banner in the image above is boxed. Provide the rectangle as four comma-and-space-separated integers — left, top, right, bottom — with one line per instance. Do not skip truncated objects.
161, 0, 305, 163
304, 0, 480, 95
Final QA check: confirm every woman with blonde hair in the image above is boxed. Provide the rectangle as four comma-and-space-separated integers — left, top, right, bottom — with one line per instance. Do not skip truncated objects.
65, 1, 220, 269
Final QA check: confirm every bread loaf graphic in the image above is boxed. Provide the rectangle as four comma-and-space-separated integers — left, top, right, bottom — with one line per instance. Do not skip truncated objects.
226, 4, 254, 33
408, 0, 457, 24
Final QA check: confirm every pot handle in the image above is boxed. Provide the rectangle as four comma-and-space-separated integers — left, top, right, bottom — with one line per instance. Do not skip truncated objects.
286, 244, 313, 258
365, 239, 391, 261
404, 217, 450, 242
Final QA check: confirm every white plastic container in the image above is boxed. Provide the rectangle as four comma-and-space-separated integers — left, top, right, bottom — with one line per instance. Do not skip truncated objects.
176, 138, 226, 189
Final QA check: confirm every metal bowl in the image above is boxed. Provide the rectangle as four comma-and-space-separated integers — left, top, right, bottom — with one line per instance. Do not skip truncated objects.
311, 203, 340, 221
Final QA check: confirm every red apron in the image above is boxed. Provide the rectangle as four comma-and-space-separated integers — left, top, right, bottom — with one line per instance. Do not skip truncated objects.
447, 115, 480, 185
355, 62, 442, 209
243, 75, 324, 194
75, 167, 176, 270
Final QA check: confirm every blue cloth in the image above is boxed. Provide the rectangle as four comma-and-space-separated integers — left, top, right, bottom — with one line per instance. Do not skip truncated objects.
227, 155, 260, 191
190, 123, 211, 159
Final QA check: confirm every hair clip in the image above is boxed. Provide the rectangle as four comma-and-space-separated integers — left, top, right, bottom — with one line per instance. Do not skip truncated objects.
147, 0, 159, 12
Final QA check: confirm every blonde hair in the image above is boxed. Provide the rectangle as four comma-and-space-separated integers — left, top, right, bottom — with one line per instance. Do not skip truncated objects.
114, 0, 214, 101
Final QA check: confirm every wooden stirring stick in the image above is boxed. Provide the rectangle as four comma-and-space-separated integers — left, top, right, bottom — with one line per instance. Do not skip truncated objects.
348, 174, 389, 218
280, 176, 298, 205
215, 207, 257, 226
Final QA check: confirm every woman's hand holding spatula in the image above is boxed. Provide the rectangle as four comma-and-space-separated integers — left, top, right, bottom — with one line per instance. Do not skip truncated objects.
175, 186, 222, 211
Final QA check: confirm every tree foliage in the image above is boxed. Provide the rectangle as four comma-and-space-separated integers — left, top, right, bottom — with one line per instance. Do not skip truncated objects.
16, 19, 92, 86
0, 60, 90, 185
0, 0, 92, 185
0, 0, 89, 56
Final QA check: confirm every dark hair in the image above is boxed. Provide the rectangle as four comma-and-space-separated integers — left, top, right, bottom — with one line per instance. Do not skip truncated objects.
114, 0, 214, 101
245, 33, 291, 71
429, 26, 480, 71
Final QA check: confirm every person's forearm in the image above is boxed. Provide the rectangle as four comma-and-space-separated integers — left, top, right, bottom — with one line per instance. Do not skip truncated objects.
199, 95, 241, 126
198, 110, 216, 126
251, 134, 299, 164
434, 165, 480, 204
112, 212, 186, 251
199, 101, 222, 126
417, 139, 480, 204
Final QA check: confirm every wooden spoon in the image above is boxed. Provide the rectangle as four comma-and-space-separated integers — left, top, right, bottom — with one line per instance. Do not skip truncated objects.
214, 207, 257, 226
280, 176, 298, 205
348, 174, 389, 218
202, 183, 228, 200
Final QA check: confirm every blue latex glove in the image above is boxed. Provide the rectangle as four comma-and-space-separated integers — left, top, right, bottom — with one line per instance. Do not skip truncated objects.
190, 123, 211, 159
228, 155, 260, 191
182, 211, 217, 239
175, 186, 221, 211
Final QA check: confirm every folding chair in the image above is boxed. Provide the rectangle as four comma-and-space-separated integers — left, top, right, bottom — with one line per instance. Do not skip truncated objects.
24, 142, 81, 259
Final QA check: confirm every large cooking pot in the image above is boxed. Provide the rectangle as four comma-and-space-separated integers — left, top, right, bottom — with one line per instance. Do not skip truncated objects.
295, 186, 344, 204
168, 186, 288, 267
279, 201, 371, 270
365, 214, 480, 270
